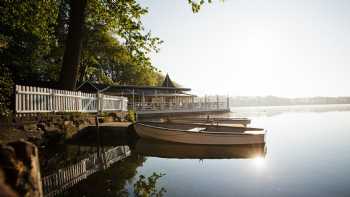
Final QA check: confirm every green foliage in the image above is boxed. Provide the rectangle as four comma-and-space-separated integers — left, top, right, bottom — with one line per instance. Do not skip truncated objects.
79, 27, 161, 86
0, 66, 13, 116
86, 0, 163, 63
188, 0, 223, 13
78, 0, 164, 86
126, 109, 136, 123
134, 172, 167, 197
0, 0, 164, 87
0, 1, 60, 82
188, 0, 208, 12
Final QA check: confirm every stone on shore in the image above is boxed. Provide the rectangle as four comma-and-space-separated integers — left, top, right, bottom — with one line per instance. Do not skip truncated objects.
0, 140, 43, 197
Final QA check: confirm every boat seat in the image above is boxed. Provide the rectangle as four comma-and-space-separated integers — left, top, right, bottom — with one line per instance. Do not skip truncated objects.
188, 127, 207, 132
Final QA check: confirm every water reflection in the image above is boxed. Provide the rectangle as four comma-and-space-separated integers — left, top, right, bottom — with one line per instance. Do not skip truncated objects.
40, 125, 135, 196
43, 136, 267, 196
40, 106, 350, 196
252, 156, 266, 169
41, 122, 269, 196
42, 145, 131, 197
66, 154, 148, 197
134, 139, 267, 159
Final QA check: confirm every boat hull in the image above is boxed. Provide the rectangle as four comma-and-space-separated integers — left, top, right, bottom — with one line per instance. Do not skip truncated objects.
134, 123, 265, 145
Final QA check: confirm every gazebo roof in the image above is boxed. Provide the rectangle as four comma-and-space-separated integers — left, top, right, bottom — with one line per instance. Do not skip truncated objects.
77, 81, 191, 93
161, 74, 176, 88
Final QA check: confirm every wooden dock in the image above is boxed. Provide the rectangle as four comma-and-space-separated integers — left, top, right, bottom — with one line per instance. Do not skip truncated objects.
137, 109, 230, 118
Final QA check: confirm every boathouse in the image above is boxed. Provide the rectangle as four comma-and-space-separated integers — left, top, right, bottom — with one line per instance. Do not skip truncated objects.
77, 74, 230, 115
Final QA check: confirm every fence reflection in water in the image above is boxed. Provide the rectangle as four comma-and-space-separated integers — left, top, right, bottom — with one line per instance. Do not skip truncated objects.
42, 145, 131, 197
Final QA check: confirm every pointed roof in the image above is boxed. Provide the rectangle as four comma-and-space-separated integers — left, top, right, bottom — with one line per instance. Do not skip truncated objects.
161, 74, 176, 88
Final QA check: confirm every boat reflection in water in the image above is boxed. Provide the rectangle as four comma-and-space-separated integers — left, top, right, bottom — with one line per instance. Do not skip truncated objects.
134, 139, 267, 159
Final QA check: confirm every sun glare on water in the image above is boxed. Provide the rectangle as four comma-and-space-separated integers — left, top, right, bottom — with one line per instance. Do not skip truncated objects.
253, 156, 266, 169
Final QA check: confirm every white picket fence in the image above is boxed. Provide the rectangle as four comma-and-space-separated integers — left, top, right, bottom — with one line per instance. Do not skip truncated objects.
15, 85, 128, 114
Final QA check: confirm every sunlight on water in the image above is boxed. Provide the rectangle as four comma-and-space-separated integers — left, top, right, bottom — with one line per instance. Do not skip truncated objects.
253, 156, 266, 169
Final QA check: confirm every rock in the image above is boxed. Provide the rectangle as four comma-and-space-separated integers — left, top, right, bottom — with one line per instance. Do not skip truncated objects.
78, 122, 89, 130
0, 141, 43, 197
42, 124, 61, 133
13, 114, 125, 146
87, 117, 96, 125
103, 116, 114, 123
43, 132, 65, 145
0, 167, 18, 197
22, 124, 37, 132
0, 145, 16, 170
63, 121, 74, 127
25, 131, 43, 142
64, 125, 78, 139
52, 117, 63, 125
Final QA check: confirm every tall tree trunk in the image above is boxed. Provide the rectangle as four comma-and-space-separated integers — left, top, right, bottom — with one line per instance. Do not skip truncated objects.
59, 0, 87, 90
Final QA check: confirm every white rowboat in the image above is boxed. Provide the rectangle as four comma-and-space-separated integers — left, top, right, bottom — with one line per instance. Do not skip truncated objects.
133, 122, 265, 145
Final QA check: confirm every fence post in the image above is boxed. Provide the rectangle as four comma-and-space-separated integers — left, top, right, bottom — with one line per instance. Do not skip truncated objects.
51, 89, 55, 112
217, 95, 219, 110
96, 92, 100, 113
15, 85, 19, 114
83, 159, 87, 178
227, 96, 230, 110
79, 92, 82, 112
120, 98, 123, 112
100, 93, 104, 113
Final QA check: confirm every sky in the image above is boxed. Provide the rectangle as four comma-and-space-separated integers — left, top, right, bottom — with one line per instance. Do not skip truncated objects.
137, 0, 350, 97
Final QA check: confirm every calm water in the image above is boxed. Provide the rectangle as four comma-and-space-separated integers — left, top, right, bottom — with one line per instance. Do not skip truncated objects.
65, 105, 350, 196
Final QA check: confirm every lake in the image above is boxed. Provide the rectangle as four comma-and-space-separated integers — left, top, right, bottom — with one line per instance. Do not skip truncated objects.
47, 104, 350, 197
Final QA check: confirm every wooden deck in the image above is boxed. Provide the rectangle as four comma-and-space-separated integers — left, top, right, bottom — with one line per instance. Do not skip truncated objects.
137, 108, 230, 118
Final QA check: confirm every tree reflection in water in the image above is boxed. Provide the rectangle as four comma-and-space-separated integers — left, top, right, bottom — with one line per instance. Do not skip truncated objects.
133, 172, 166, 197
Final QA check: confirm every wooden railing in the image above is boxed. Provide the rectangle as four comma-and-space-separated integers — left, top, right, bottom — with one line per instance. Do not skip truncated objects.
15, 85, 128, 114
42, 146, 131, 197
133, 101, 229, 114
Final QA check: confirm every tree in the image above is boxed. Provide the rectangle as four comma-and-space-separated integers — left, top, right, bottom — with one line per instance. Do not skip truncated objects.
79, 27, 163, 86
58, 0, 162, 90
0, 1, 59, 82
0, 1, 59, 116
59, 0, 87, 90
58, 0, 216, 90
0, 0, 215, 115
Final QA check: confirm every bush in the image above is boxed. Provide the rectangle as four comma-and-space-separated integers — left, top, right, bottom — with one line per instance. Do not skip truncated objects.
126, 110, 137, 123
0, 66, 13, 117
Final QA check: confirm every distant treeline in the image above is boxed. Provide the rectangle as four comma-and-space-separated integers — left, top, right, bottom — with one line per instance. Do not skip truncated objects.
229, 96, 350, 107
